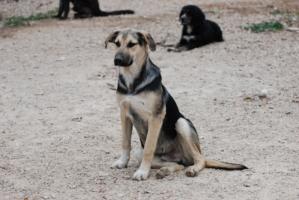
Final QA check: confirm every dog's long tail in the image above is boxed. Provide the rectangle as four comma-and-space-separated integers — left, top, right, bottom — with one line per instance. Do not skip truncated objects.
98, 10, 134, 16
205, 159, 247, 170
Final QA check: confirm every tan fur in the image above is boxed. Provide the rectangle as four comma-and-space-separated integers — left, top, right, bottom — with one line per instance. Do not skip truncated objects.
152, 158, 185, 179
108, 30, 165, 180
107, 30, 247, 181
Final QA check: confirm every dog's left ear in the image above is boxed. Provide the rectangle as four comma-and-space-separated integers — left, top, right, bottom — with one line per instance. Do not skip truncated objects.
105, 31, 120, 48
137, 32, 156, 51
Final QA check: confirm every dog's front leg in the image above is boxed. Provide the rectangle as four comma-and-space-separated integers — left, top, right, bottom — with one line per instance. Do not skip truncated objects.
112, 106, 133, 169
133, 113, 165, 180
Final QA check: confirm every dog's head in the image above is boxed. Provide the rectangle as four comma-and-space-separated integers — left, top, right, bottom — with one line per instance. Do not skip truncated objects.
179, 5, 205, 26
105, 30, 156, 67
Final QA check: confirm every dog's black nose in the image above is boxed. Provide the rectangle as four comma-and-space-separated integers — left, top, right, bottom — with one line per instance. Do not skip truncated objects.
114, 54, 124, 66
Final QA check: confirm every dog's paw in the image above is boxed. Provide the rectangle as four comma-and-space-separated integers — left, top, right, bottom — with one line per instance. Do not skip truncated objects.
132, 169, 149, 181
167, 48, 182, 53
111, 159, 128, 169
167, 48, 176, 52
185, 165, 200, 177
155, 167, 171, 179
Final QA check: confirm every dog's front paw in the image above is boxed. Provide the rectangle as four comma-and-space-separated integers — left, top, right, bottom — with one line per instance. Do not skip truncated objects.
132, 169, 149, 181
167, 48, 182, 53
167, 48, 176, 52
111, 159, 128, 169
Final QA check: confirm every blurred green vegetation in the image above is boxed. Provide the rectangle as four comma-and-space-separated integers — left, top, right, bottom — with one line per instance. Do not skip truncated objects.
4, 9, 57, 27
243, 21, 284, 33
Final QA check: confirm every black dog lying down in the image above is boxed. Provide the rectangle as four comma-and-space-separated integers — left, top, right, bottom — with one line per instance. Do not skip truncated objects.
168, 5, 223, 52
56, 0, 134, 19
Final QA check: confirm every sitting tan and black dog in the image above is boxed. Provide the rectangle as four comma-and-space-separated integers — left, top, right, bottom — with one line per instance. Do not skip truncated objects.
168, 5, 223, 52
105, 29, 247, 180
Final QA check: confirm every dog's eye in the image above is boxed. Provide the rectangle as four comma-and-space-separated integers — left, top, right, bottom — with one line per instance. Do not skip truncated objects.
115, 41, 121, 47
127, 42, 137, 48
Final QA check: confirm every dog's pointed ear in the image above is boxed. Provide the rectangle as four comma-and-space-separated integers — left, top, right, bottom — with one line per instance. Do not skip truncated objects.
105, 31, 120, 48
137, 31, 156, 51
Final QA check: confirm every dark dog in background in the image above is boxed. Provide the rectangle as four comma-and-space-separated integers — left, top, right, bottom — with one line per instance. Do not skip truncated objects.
56, 0, 134, 19
168, 5, 223, 52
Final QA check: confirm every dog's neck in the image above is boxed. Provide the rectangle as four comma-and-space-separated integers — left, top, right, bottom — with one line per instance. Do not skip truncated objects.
117, 57, 161, 95
119, 55, 148, 87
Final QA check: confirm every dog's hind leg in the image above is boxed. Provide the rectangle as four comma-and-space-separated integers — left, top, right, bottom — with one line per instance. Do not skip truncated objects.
152, 157, 184, 179
133, 148, 184, 179
175, 118, 205, 177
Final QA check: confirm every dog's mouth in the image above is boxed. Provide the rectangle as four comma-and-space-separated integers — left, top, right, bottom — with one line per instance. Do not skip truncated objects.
180, 18, 191, 25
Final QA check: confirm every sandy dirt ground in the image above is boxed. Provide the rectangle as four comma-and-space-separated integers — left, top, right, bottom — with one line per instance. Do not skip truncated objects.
0, 0, 299, 199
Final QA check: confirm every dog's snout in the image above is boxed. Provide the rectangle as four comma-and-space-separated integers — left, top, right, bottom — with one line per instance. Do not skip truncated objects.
114, 54, 124, 66
114, 52, 132, 67
180, 13, 190, 25
180, 14, 188, 22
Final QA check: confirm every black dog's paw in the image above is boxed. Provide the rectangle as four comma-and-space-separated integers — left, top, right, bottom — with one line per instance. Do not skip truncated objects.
167, 47, 188, 52
54, 15, 67, 20
167, 48, 181, 52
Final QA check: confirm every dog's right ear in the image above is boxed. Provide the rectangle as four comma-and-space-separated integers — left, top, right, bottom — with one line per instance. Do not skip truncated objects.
137, 31, 156, 51
105, 31, 120, 48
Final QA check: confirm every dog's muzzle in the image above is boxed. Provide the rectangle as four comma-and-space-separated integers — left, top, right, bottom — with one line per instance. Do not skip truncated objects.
180, 14, 190, 25
114, 52, 133, 67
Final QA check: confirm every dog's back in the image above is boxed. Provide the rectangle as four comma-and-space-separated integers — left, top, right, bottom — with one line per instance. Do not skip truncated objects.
207, 19, 224, 42
190, 19, 223, 47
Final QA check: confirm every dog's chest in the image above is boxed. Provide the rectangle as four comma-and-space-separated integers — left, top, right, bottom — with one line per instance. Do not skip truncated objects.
186, 25, 193, 34
118, 93, 157, 120
183, 26, 195, 41
117, 92, 162, 144
183, 35, 195, 41
118, 94, 152, 142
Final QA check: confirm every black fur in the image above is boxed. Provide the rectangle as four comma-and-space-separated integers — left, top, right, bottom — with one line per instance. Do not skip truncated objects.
56, 0, 73, 19
161, 86, 183, 140
117, 75, 128, 94
56, 0, 134, 19
171, 5, 223, 51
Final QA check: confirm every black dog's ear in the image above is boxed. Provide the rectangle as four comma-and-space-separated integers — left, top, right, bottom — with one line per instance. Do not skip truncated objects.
137, 31, 156, 51
191, 5, 205, 22
105, 31, 120, 48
